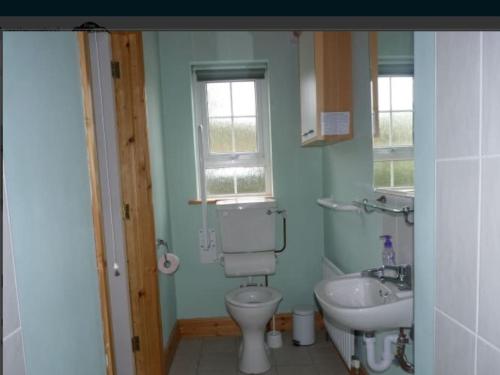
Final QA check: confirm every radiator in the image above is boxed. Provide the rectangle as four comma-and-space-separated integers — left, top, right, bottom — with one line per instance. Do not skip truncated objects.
321, 257, 355, 369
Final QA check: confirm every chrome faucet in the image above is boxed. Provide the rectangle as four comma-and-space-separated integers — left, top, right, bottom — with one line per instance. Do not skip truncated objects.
361, 265, 412, 291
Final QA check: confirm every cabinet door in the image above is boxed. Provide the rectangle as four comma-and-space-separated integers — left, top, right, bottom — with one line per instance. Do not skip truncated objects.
299, 32, 317, 143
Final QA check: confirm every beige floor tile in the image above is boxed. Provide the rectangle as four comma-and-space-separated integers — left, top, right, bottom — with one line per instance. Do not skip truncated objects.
276, 365, 319, 375
198, 351, 238, 371
308, 346, 344, 365
198, 369, 238, 375
171, 329, 349, 375
316, 363, 350, 375
201, 336, 238, 354
174, 339, 203, 361
169, 356, 198, 375
273, 345, 312, 366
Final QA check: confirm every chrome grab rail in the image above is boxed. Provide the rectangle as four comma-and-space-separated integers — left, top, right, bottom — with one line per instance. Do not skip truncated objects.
353, 198, 414, 226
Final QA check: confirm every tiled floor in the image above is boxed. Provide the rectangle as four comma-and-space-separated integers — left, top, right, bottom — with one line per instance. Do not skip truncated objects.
169, 330, 350, 375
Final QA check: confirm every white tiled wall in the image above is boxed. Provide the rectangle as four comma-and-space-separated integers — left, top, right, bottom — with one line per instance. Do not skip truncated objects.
435, 31, 500, 375
3, 181, 27, 375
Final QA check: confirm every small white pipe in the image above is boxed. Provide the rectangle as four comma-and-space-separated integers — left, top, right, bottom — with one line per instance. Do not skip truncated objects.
197, 125, 208, 251
364, 333, 399, 372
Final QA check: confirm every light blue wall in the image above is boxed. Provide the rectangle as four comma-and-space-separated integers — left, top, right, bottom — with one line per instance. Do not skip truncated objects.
413, 32, 436, 375
322, 32, 382, 273
157, 31, 325, 318
3, 32, 106, 375
143, 31, 178, 344
322, 32, 412, 375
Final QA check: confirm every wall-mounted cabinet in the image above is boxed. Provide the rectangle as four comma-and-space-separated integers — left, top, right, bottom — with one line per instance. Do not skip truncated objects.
299, 32, 353, 146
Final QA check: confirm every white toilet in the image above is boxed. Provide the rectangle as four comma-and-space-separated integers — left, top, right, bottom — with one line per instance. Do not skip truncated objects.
225, 286, 282, 374
217, 199, 283, 374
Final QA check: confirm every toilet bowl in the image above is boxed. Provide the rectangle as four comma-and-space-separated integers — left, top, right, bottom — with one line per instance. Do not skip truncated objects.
225, 286, 282, 374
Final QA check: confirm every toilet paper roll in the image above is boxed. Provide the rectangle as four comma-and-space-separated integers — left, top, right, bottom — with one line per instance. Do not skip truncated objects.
223, 251, 276, 277
157, 253, 180, 275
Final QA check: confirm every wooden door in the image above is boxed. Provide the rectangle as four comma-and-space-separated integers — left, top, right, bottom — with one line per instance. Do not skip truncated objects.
109, 32, 164, 375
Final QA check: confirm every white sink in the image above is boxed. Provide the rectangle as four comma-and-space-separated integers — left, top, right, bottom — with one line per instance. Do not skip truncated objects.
314, 273, 413, 331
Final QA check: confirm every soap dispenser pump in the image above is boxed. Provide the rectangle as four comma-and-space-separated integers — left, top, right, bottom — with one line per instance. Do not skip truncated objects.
380, 235, 396, 266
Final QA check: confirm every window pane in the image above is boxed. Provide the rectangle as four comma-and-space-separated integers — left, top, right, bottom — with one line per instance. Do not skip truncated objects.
206, 168, 235, 195
208, 117, 232, 153
393, 160, 414, 187
374, 112, 391, 147
378, 77, 391, 111
392, 112, 413, 146
234, 117, 257, 152
231, 81, 256, 116
236, 167, 266, 194
207, 82, 231, 117
391, 77, 413, 111
374, 161, 391, 188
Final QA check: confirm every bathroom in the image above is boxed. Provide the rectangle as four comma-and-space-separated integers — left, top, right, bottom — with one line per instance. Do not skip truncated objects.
3, 29, 500, 375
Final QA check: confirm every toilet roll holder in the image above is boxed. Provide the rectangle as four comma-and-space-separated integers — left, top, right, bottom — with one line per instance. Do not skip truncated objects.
157, 238, 172, 267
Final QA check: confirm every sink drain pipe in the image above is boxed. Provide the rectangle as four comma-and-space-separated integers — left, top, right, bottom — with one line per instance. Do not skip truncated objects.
364, 329, 415, 373
395, 328, 415, 373
363, 332, 398, 372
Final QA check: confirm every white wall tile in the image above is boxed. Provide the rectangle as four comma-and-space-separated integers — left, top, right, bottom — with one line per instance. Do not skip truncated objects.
476, 340, 500, 375
3, 207, 20, 336
3, 182, 26, 375
434, 31, 500, 375
2, 330, 26, 375
435, 311, 475, 375
436, 160, 479, 329
482, 32, 500, 156
436, 32, 480, 159
478, 157, 500, 348
3, 184, 21, 337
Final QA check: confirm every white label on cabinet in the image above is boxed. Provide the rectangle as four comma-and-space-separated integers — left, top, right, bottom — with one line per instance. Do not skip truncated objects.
321, 112, 350, 135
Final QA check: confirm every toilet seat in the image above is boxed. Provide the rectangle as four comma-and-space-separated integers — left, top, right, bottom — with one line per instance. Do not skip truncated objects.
225, 286, 282, 308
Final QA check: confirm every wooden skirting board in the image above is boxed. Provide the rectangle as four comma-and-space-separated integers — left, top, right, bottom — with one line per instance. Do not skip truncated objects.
177, 312, 324, 338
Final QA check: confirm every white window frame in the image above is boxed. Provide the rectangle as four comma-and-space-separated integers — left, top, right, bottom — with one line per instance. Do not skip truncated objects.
192, 69, 273, 199
373, 74, 414, 190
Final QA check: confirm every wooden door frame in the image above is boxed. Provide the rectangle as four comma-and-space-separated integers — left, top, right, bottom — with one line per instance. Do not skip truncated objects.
109, 31, 164, 375
79, 31, 164, 375
78, 32, 116, 375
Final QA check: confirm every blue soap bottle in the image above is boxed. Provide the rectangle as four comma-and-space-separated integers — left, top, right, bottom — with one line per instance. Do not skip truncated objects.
380, 235, 396, 266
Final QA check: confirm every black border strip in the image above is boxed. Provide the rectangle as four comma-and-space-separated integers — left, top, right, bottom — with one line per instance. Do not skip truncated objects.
1, 17, 500, 31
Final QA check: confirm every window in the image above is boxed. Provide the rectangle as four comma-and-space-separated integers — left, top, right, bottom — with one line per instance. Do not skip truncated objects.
373, 76, 414, 190
192, 64, 273, 198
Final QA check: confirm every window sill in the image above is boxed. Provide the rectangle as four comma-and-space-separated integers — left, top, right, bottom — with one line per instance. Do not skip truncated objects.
188, 196, 275, 206
188, 199, 219, 205
374, 187, 414, 198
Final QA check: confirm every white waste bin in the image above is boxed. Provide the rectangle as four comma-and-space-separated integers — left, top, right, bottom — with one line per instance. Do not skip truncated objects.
292, 305, 315, 346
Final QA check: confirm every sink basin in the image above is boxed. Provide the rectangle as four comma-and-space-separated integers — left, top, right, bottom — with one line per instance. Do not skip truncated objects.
314, 273, 413, 331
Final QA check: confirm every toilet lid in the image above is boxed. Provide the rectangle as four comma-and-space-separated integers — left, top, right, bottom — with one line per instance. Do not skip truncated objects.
225, 286, 282, 308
